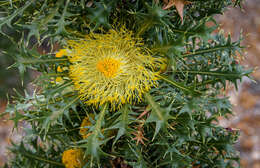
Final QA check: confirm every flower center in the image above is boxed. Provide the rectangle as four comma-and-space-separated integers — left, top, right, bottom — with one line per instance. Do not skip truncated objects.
96, 58, 121, 78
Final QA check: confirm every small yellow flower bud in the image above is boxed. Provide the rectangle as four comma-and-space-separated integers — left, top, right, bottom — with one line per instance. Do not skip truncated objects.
62, 149, 84, 168
56, 49, 67, 58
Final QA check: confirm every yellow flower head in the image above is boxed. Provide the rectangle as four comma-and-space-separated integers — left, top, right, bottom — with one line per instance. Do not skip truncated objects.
65, 28, 163, 108
62, 149, 84, 168
79, 114, 94, 139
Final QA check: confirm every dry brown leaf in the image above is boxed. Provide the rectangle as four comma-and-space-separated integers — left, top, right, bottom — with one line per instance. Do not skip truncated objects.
131, 123, 148, 145
161, 0, 192, 23
162, 0, 175, 10
86, 1, 94, 7
154, 0, 168, 4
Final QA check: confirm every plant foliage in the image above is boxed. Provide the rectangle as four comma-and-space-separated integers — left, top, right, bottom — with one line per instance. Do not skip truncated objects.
1, 0, 250, 167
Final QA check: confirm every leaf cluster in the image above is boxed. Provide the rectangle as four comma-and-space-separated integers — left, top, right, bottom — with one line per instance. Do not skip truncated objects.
1, 0, 250, 168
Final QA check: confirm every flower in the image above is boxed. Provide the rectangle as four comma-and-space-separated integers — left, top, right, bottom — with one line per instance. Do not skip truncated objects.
55, 66, 65, 83
79, 114, 94, 139
55, 77, 63, 83
57, 66, 63, 72
56, 49, 67, 58
65, 27, 163, 108
62, 149, 84, 168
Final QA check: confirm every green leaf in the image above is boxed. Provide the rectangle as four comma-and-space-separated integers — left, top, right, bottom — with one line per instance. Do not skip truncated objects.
10, 108, 24, 129
0, 1, 33, 35
53, 0, 71, 36
145, 93, 171, 139
135, 2, 169, 36
86, 1, 116, 30
109, 105, 134, 144
128, 143, 148, 168
83, 104, 109, 161
41, 96, 79, 135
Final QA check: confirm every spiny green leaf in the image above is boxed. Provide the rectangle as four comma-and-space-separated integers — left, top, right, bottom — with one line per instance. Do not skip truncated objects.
145, 93, 171, 139
128, 142, 148, 168
158, 74, 202, 96
86, 1, 115, 30
41, 96, 79, 135
0, 1, 33, 35
109, 105, 135, 144
83, 104, 110, 161
53, 0, 71, 36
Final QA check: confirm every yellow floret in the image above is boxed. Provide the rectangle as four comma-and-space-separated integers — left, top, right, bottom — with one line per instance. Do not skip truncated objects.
56, 49, 67, 58
62, 149, 84, 168
55, 77, 63, 83
79, 114, 94, 139
57, 66, 63, 72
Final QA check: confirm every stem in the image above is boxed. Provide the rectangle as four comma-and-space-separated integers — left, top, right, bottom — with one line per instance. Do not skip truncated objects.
175, 70, 241, 78
0, 0, 20, 6
157, 74, 202, 95
171, 29, 195, 35
46, 73, 68, 77
46, 128, 80, 135
22, 152, 64, 166
20, 58, 68, 64
51, 81, 73, 93
38, 93, 75, 107
180, 45, 232, 58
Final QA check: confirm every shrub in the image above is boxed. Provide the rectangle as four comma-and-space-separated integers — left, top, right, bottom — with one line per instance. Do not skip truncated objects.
1, 0, 251, 167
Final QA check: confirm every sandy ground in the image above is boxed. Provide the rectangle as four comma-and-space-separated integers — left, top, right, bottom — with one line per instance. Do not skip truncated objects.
0, 0, 259, 167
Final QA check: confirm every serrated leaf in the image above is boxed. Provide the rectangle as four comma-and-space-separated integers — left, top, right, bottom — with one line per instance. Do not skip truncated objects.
10, 109, 24, 128
145, 93, 171, 139
84, 104, 109, 160
41, 96, 79, 135
0, 1, 33, 34
86, 1, 115, 30
109, 105, 134, 144
53, 0, 71, 36
128, 143, 148, 168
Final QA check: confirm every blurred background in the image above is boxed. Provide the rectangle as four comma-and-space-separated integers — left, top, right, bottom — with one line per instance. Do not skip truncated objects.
216, 0, 260, 167
0, 0, 259, 167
